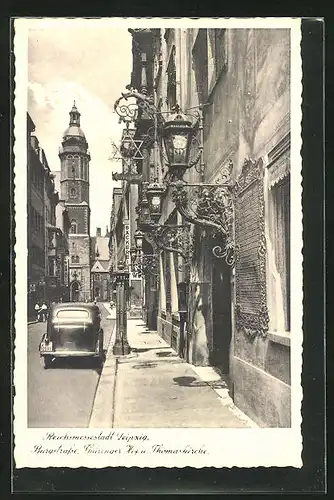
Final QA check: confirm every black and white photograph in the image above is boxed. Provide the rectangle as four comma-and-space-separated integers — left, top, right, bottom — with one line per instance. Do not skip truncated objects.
14, 18, 303, 469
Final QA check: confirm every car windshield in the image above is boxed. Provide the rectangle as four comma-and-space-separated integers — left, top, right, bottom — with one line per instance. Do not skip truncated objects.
56, 309, 90, 319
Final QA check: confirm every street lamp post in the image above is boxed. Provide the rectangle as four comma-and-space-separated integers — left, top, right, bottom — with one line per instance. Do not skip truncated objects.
112, 261, 131, 355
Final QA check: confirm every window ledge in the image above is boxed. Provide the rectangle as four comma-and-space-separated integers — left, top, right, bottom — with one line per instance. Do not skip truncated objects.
267, 331, 291, 347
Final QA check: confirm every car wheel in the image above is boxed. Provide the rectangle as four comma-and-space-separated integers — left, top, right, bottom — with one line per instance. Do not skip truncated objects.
43, 356, 53, 369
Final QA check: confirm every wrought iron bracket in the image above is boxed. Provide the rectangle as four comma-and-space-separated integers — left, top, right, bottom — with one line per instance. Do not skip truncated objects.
141, 253, 159, 276
131, 248, 159, 278
141, 223, 193, 266
169, 160, 235, 266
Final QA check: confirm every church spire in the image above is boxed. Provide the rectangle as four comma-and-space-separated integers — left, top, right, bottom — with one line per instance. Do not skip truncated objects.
69, 101, 81, 127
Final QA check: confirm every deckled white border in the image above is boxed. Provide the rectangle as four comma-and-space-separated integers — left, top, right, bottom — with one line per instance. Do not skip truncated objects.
13, 17, 303, 469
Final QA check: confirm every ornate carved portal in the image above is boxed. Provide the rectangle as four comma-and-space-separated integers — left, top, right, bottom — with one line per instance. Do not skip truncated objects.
234, 158, 269, 340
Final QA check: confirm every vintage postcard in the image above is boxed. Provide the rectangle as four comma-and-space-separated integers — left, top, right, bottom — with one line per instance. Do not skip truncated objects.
14, 17, 303, 469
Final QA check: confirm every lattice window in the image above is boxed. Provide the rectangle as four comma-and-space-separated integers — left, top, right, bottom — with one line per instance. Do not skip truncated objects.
234, 158, 269, 339
164, 251, 172, 313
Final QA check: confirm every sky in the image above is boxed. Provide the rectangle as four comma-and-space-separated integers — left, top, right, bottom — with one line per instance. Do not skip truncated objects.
27, 19, 132, 233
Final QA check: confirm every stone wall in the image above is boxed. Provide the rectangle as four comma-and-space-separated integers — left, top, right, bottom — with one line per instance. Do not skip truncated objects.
183, 28, 291, 426
67, 205, 90, 234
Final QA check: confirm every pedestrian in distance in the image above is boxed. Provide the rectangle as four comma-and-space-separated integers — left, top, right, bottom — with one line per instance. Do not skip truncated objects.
34, 302, 41, 322
41, 302, 48, 322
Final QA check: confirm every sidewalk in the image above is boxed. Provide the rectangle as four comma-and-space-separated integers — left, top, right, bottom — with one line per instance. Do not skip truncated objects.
102, 302, 116, 320
90, 318, 257, 429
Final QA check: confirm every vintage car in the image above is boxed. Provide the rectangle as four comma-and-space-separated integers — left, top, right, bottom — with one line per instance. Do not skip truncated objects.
39, 302, 104, 369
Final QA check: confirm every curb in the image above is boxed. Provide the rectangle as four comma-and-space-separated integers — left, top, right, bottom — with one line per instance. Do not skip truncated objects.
191, 365, 258, 428
89, 324, 117, 428
28, 321, 38, 325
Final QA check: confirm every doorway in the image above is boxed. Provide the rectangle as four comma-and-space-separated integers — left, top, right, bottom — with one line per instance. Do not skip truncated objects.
211, 258, 232, 375
71, 281, 80, 302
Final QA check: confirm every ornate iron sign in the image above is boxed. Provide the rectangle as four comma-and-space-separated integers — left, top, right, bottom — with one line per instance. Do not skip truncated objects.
170, 160, 235, 266
234, 158, 269, 340
112, 172, 143, 183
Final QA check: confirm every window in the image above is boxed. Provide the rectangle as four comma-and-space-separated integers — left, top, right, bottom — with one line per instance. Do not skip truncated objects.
267, 139, 290, 333
48, 258, 55, 276
209, 28, 227, 83
268, 176, 290, 331
75, 255, 80, 263
32, 210, 43, 234
56, 309, 89, 319
70, 219, 77, 234
70, 187, 76, 198
166, 46, 177, 111
192, 29, 208, 104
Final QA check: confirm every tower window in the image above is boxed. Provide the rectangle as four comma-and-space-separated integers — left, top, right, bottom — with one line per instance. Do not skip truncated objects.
70, 219, 77, 234
70, 188, 76, 198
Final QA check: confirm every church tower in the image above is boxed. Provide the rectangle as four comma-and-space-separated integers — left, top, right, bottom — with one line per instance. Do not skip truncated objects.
59, 102, 91, 302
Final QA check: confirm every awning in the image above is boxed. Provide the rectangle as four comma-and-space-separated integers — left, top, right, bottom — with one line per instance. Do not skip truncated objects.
268, 149, 290, 189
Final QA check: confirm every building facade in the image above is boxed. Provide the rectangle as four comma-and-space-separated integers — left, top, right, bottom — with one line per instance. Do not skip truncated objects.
59, 103, 92, 302
109, 174, 143, 317
27, 113, 64, 316
112, 27, 291, 427
91, 226, 112, 302
52, 171, 71, 302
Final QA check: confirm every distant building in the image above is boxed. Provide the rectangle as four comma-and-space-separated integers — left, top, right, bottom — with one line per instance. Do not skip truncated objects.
27, 113, 60, 316
90, 226, 111, 302
109, 187, 123, 272
109, 185, 142, 315
51, 171, 71, 302
59, 103, 92, 302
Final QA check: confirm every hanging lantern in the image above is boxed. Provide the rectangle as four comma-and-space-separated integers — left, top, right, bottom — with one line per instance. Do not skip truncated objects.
162, 111, 194, 180
146, 180, 165, 223
134, 229, 144, 251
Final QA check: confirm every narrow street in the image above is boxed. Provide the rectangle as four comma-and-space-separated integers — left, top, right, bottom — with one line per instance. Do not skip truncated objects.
27, 304, 114, 428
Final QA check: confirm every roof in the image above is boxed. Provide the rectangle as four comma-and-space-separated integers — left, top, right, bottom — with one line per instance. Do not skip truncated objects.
63, 125, 86, 140
51, 302, 99, 312
91, 260, 110, 272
